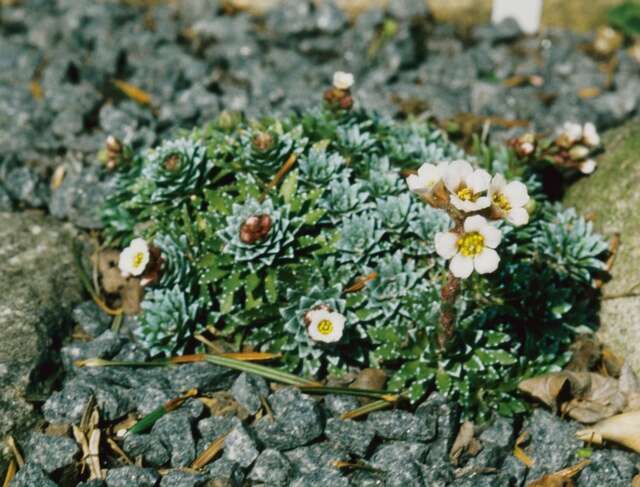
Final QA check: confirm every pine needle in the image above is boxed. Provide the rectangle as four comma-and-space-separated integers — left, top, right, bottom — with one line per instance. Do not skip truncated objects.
113, 79, 153, 106
2, 460, 16, 487
126, 389, 198, 435
341, 399, 392, 420
191, 435, 226, 470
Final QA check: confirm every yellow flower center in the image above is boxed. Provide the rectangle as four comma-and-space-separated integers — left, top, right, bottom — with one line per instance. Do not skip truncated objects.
456, 186, 478, 202
457, 232, 485, 257
317, 319, 334, 335
492, 192, 512, 212
132, 252, 146, 269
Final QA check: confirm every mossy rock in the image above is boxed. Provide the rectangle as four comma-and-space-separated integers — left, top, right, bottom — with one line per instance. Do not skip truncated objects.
564, 119, 640, 373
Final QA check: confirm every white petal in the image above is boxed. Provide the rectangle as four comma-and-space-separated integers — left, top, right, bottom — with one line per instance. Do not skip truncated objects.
470, 196, 491, 210
490, 174, 507, 194
450, 254, 474, 279
503, 181, 529, 208
333, 71, 354, 90
118, 247, 135, 275
450, 195, 470, 211
507, 207, 530, 226
474, 248, 500, 274
417, 163, 437, 179
463, 215, 488, 233
435, 232, 458, 259
130, 238, 149, 252
444, 160, 472, 192
328, 312, 346, 340
406, 174, 423, 192
583, 123, 600, 147
478, 223, 502, 248
466, 169, 491, 194
306, 309, 328, 327
579, 159, 597, 175
564, 122, 583, 142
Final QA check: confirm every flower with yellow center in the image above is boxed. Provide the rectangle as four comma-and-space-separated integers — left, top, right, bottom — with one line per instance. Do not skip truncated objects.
435, 215, 502, 278
488, 174, 530, 226
118, 238, 150, 277
306, 308, 346, 343
333, 71, 354, 91
443, 160, 491, 213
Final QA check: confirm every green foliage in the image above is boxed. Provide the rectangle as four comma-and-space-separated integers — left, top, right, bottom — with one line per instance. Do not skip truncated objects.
608, 1, 640, 35
102, 104, 607, 420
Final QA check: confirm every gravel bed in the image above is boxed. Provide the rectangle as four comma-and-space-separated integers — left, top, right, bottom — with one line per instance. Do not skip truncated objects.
8, 301, 639, 486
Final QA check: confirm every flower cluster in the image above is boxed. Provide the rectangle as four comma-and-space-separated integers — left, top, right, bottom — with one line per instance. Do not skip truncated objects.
507, 122, 601, 179
407, 160, 529, 278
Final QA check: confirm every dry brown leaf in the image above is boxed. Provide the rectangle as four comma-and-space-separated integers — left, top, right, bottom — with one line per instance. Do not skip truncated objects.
633, 473, 640, 487
449, 421, 480, 465
519, 370, 630, 423
526, 460, 590, 487
578, 87, 601, 99
576, 410, 640, 453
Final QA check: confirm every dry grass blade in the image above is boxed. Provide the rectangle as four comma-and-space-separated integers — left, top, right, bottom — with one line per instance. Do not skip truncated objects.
219, 351, 282, 361
2, 459, 16, 487
513, 431, 534, 468
261, 153, 298, 200
107, 437, 133, 466
343, 272, 378, 293
113, 79, 153, 106
340, 399, 391, 420
191, 435, 226, 470
6, 437, 24, 468
127, 389, 198, 435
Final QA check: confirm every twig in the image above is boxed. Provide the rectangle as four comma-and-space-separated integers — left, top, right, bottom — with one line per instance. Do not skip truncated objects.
260, 153, 298, 201
191, 435, 226, 470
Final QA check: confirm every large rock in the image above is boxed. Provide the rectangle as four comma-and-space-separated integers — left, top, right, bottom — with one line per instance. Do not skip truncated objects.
0, 211, 83, 478
564, 120, 640, 374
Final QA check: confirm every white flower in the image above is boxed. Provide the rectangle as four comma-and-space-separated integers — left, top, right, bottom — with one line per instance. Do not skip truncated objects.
118, 238, 150, 277
582, 122, 600, 148
489, 174, 530, 226
306, 308, 345, 343
435, 215, 502, 279
579, 159, 597, 175
562, 122, 583, 143
520, 141, 535, 155
406, 161, 448, 195
333, 71, 354, 90
569, 145, 590, 161
443, 160, 491, 212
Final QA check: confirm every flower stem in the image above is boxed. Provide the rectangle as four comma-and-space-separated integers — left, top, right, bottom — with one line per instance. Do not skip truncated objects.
438, 272, 461, 350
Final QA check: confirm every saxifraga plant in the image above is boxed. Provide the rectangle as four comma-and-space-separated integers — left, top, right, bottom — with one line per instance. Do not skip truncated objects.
103, 73, 607, 420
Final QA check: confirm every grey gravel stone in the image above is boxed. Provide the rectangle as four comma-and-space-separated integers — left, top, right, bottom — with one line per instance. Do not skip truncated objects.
369, 441, 429, 470
25, 432, 79, 474
9, 463, 59, 487
576, 449, 638, 486
42, 382, 95, 424
71, 301, 111, 338
325, 417, 375, 457
323, 394, 360, 417
61, 330, 123, 371
151, 411, 196, 468
522, 409, 582, 483
159, 469, 208, 487
223, 424, 260, 468
123, 433, 170, 467
285, 443, 348, 475
230, 373, 269, 415
367, 409, 435, 442
77, 481, 106, 487
166, 363, 237, 393
290, 468, 350, 487
248, 448, 293, 486
266, 386, 306, 416
105, 466, 159, 487
255, 391, 324, 450
416, 393, 460, 462
383, 460, 425, 487
205, 457, 245, 487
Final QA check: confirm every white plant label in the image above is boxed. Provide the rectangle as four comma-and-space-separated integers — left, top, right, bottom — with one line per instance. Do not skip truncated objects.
492, 0, 543, 34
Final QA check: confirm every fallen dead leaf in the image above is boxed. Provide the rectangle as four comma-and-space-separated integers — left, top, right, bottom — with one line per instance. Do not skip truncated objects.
526, 460, 590, 487
633, 473, 640, 487
578, 87, 601, 99
449, 421, 482, 465
576, 410, 640, 453
513, 431, 534, 468
113, 79, 153, 106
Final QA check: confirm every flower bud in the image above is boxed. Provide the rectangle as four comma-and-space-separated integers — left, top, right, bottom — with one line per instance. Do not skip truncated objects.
239, 214, 272, 244
593, 26, 623, 57
163, 154, 181, 171
569, 145, 590, 161
252, 132, 274, 152
579, 159, 597, 175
